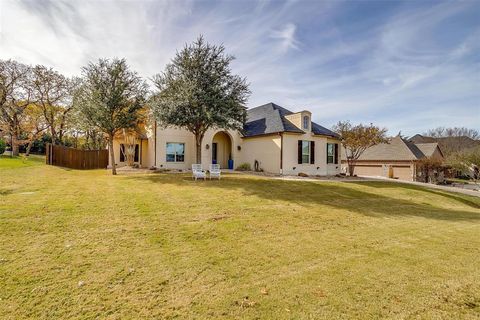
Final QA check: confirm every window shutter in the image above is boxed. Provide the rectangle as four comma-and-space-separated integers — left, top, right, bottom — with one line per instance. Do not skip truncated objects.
134, 145, 139, 162
298, 140, 302, 164
310, 141, 315, 164
334, 143, 339, 164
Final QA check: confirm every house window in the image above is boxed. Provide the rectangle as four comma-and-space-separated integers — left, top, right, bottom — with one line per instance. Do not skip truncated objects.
327, 143, 336, 164
166, 143, 185, 162
298, 140, 315, 164
303, 116, 309, 130
302, 141, 310, 163
120, 144, 139, 162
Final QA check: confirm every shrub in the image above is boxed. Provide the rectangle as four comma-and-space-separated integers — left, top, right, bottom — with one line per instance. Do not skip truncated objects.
0, 138, 6, 155
298, 172, 309, 177
236, 162, 251, 171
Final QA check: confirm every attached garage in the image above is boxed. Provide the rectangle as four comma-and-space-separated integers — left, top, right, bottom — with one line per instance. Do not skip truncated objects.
353, 164, 383, 177
341, 136, 445, 182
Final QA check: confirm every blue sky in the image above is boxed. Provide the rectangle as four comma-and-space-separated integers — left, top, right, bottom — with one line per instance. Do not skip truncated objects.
0, 0, 479, 136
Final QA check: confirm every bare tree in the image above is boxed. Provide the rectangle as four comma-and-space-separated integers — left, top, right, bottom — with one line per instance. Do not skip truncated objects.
23, 104, 49, 156
425, 127, 479, 139
333, 121, 388, 176
0, 60, 33, 156
32, 65, 72, 145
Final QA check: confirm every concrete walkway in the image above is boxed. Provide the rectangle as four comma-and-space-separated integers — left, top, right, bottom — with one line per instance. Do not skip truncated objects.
361, 176, 480, 197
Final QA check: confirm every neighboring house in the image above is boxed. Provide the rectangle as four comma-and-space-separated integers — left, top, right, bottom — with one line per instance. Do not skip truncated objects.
110, 103, 342, 176
409, 134, 480, 156
341, 136, 444, 181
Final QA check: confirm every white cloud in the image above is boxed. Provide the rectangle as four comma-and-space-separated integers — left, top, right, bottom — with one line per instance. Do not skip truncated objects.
271, 23, 300, 52
0, 0, 478, 136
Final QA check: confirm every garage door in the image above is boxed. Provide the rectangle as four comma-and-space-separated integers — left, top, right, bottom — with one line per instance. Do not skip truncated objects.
354, 165, 383, 177
392, 166, 412, 181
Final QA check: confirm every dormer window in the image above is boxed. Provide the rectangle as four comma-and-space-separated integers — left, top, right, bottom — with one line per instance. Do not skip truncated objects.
303, 115, 309, 130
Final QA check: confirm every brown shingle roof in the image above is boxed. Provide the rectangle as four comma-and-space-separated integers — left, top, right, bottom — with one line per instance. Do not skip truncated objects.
415, 143, 439, 158
357, 136, 417, 161
357, 136, 437, 161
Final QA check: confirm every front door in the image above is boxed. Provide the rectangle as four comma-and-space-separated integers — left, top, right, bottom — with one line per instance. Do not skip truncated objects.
212, 143, 218, 164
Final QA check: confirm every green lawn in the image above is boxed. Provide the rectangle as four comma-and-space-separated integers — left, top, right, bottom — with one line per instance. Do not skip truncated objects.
1, 156, 480, 319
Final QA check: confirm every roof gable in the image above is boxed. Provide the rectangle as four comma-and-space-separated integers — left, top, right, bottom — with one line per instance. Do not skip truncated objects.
243, 102, 338, 138
415, 143, 441, 158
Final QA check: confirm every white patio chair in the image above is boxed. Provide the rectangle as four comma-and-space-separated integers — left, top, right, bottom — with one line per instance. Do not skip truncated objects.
209, 164, 221, 180
192, 164, 206, 181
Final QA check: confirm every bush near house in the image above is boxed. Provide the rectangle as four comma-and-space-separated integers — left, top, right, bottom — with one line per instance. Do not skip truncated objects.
236, 162, 252, 171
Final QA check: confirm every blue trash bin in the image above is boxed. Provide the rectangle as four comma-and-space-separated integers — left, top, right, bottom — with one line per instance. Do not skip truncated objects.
228, 159, 234, 170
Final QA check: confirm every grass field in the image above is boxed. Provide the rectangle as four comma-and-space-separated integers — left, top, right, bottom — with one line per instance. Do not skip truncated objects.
1, 155, 480, 319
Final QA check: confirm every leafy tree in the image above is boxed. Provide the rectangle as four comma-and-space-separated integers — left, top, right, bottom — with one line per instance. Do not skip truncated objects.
0, 138, 6, 155
0, 59, 33, 156
75, 58, 147, 175
68, 104, 107, 150
416, 157, 444, 183
333, 121, 388, 176
151, 36, 250, 163
448, 147, 480, 184
32, 65, 74, 145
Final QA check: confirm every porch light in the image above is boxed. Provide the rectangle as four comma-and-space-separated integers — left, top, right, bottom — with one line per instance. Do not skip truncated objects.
237, 146, 241, 151
205, 144, 210, 150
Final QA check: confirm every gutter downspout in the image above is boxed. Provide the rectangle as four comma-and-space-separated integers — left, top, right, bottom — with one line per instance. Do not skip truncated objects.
139, 138, 142, 166
154, 121, 157, 168
280, 132, 283, 175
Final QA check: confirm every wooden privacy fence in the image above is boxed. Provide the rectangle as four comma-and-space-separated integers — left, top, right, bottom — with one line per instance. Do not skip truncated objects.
45, 143, 109, 170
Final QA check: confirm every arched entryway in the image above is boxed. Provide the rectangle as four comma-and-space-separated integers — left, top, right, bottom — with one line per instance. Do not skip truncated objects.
211, 131, 232, 169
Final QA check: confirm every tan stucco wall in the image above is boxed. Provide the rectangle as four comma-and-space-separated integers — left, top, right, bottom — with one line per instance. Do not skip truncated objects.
281, 133, 341, 176
239, 135, 281, 173
148, 126, 243, 171
154, 127, 195, 170
284, 111, 312, 132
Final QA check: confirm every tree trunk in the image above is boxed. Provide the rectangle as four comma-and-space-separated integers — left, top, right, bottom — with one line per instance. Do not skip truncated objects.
25, 141, 33, 156
108, 135, 117, 175
195, 133, 203, 164
11, 134, 19, 157
50, 126, 57, 145
348, 164, 355, 176
347, 159, 355, 176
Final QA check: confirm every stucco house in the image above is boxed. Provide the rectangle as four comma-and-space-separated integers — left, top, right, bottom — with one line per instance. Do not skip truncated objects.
341, 136, 444, 181
110, 102, 342, 176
